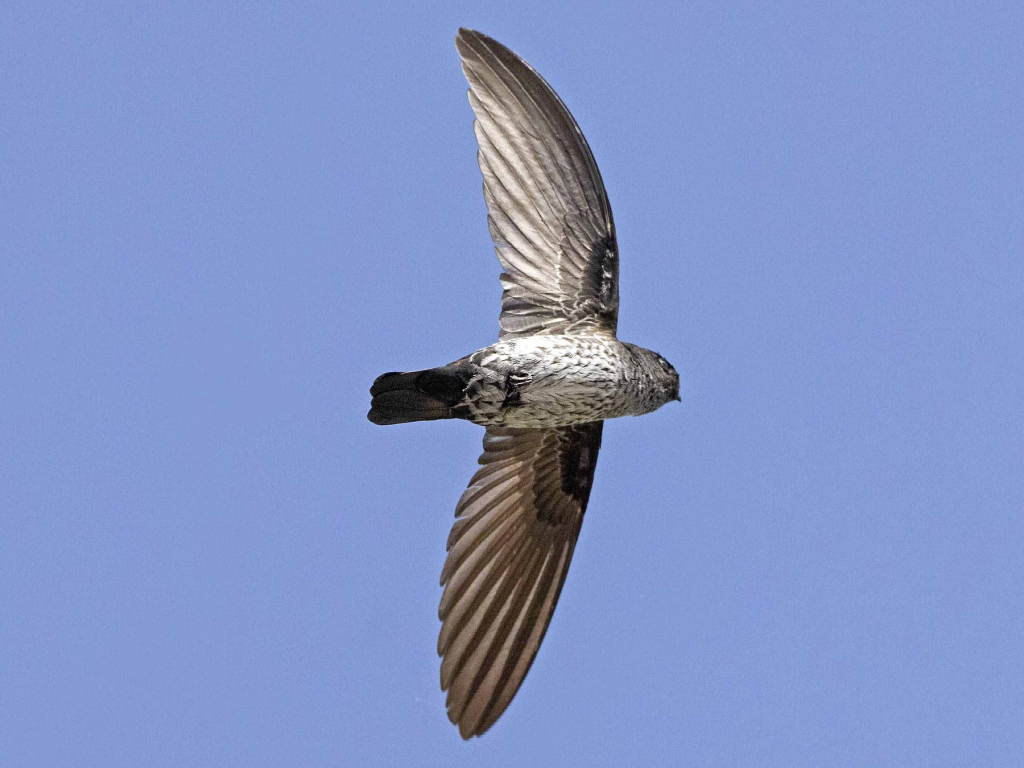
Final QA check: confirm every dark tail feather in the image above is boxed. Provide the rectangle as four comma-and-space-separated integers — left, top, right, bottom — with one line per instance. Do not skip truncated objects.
368, 364, 472, 425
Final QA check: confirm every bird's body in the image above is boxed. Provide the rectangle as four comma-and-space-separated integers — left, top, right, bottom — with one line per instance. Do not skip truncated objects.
368, 29, 679, 738
371, 333, 677, 429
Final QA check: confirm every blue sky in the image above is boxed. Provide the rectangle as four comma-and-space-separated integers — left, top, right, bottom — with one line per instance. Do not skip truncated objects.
2, 1, 1022, 765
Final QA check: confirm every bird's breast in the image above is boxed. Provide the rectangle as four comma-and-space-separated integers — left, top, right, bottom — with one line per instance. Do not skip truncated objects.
462, 335, 657, 428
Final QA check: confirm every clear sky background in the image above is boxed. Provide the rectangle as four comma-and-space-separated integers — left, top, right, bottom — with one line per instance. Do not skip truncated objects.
2, 1, 1022, 765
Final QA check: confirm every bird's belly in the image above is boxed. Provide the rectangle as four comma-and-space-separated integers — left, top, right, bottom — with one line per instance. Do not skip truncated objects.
504, 389, 626, 428
459, 334, 652, 428
470, 371, 638, 429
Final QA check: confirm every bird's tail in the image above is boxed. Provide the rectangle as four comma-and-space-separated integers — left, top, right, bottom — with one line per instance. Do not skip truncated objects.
367, 364, 473, 425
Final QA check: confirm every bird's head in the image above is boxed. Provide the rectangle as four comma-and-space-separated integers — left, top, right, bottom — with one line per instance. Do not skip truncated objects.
651, 352, 681, 403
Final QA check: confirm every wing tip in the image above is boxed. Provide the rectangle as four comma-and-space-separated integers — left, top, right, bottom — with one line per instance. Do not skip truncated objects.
456, 27, 486, 43
456, 28, 508, 63
444, 690, 494, 740
455, 27, 481, 54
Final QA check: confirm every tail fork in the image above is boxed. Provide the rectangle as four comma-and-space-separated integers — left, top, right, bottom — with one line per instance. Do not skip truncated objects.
367, 364, 472, 426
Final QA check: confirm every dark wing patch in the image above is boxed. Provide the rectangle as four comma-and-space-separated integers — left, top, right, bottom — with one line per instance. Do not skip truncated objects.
438, 421, 604, 738
586, 234, 619, 330
455, 28, 619, 339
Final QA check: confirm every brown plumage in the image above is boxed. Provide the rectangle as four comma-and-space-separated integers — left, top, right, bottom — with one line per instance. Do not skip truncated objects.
368, 29, 679, 738
437, 424, 601, 737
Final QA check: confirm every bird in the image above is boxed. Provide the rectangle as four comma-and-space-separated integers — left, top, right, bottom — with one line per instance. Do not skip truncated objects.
368, 28, 680, 738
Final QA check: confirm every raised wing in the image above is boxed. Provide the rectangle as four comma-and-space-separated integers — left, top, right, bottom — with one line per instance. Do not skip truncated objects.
456, 29, 619, 339
438, 422, 604, 738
